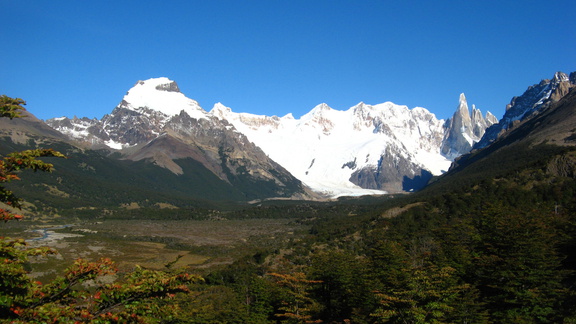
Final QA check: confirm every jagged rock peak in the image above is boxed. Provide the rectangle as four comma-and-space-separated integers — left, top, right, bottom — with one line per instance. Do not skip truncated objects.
352, 102, 370, 115
459, 93, 467, 105
457, 93, 472, 121
552, 71, 569, 84
471, 104, 483, 125
471, 104, 496, 139
441, 93, 493, 159
485, 111, 498, 124
475, 71, 576, 149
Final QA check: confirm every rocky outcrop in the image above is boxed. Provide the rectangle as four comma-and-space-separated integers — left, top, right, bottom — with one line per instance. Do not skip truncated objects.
349, 144, 433, 192
154, 80, 180, 92
475, 71, 576, 149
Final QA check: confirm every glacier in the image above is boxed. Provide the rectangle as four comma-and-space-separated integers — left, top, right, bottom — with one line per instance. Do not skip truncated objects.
211, 100, 454, 197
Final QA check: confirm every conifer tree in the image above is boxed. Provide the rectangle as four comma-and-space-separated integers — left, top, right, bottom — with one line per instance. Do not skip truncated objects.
474, 203, 570, 322
268, 271, 322, 323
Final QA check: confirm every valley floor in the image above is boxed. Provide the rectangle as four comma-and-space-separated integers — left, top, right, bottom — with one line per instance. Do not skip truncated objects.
2, 218, 304, 281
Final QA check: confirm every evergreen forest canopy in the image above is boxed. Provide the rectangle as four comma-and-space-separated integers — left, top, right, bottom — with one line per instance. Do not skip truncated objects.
1, 94, 576, 323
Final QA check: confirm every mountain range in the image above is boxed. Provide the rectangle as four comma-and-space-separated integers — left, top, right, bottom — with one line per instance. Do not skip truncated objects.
1, 71, 574, 209
45, 78, 500, 197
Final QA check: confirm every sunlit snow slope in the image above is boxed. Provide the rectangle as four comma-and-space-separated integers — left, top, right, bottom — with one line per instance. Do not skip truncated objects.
211, 101, 452, 197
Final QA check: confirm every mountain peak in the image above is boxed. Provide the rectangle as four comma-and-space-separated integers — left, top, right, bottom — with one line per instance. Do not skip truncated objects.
441, 93, 493, 159
485, 111, 498, 124
314, 103, 332, 112
552, 71, 569, 84
121, 78, 206, 119
458, 93, 469, 112
209, 102, 232, 118
301, 103, 333, 121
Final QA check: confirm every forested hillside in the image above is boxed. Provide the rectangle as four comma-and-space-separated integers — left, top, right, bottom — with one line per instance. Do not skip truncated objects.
196, 144, 576, 323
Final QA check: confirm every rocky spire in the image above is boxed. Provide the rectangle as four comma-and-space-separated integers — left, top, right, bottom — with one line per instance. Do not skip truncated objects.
471, 104, 486, 138
441, 93, 475, 159
485, 111, 498, 124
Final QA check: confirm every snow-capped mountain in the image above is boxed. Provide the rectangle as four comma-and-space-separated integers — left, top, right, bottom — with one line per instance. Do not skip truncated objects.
48, 78, 312, 201
211, 102, 444, 195
211, 95, 494, 195
48, 78, 206, 149
47, 77, 495, 197
475, 71, 576, 149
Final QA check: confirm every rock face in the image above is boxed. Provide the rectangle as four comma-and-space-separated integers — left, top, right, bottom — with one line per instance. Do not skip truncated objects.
475, 71, 576, 149
349, 144, 434, 193
441, 93, 497, 159
47, 78, 311, 200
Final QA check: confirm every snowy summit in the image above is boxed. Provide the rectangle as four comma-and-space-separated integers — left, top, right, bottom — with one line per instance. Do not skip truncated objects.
121, 78, 207, 120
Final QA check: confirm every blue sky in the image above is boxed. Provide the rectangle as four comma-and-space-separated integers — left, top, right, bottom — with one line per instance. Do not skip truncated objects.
1, 1, 575, 121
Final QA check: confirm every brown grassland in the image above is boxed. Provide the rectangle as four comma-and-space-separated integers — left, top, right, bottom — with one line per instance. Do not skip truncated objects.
1, 217, 305, 282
